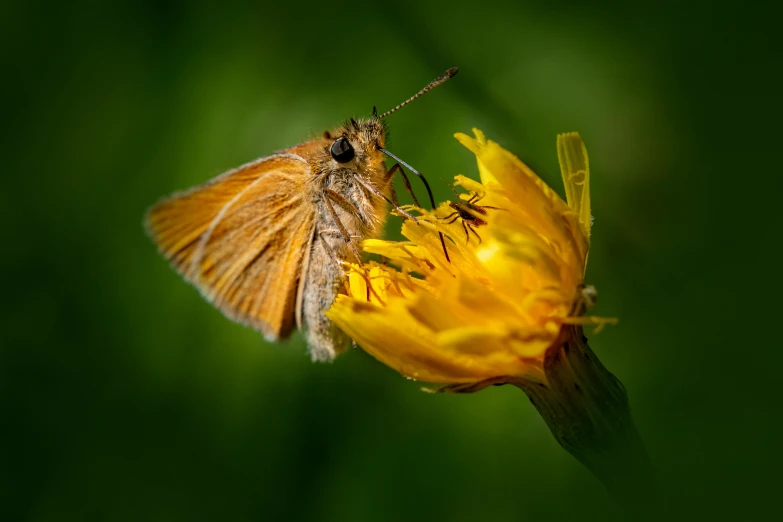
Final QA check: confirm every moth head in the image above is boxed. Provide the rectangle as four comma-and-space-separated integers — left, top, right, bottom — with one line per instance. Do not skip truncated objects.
325, 117, 388, 171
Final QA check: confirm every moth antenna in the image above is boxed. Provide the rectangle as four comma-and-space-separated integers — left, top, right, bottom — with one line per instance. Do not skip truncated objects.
379, 67, 458, 119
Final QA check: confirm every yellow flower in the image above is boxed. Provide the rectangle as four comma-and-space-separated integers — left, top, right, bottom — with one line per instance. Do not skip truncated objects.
326, 129, 616, 386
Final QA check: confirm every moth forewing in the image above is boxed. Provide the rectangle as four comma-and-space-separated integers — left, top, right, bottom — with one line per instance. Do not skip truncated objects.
145, 154, 315, 342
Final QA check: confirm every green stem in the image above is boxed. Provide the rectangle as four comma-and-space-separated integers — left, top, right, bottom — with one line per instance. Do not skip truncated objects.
514, 325, 658, 517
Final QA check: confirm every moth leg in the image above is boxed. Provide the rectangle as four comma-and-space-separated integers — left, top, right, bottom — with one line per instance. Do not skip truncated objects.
462, 221, 470, 245
388, 183, 422, 218
390, 182, 400, 208
324, 188, 367, 226
318, 229, 382, 302
385, 163, 421, 208
323, 189, 362, 263
320, 229, 361, 241
382, 167, 450, 263
317, 229, 351, 294
351, 174, 419, 223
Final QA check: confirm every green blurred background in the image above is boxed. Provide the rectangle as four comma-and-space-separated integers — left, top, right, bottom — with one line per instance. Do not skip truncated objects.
2, 0, 780, 520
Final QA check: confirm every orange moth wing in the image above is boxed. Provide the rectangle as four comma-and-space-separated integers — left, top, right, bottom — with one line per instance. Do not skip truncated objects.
145, 153, 314, 341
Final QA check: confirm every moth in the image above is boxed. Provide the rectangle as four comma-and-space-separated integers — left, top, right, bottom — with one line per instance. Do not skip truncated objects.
145, 68, 457, 361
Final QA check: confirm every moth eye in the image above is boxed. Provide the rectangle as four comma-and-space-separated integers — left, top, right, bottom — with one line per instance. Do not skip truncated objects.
330, 138, 355, 163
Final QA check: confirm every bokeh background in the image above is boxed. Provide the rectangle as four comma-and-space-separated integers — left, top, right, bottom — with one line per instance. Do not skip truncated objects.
2, 0, 780, 520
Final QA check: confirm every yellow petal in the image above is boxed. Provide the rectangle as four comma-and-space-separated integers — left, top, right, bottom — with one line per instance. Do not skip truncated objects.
347, 265, 368, 301
557, 132, 591, 240
328, 297, 509, 383
455, 129, 499, 186
456, 129, 588, 276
